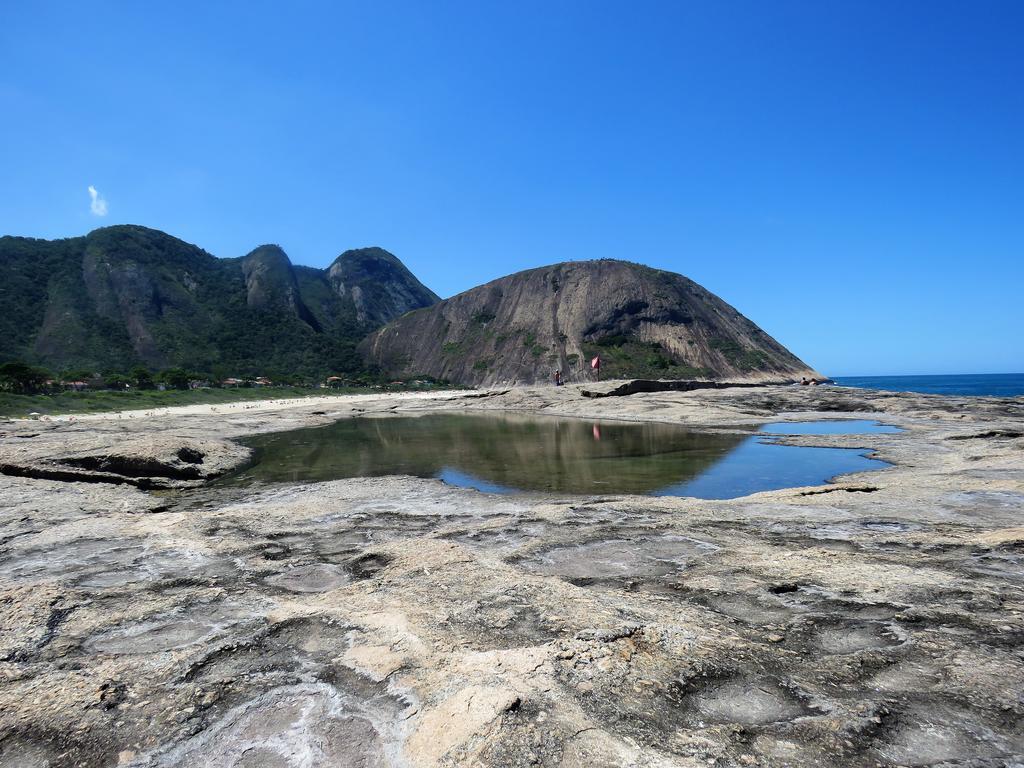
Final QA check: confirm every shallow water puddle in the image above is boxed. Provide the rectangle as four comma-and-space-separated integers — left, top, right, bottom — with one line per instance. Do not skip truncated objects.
688, 678, 818, 726
518, 535, 716, 580
135, 682, 410, 768
0, 538, 235, 588
808, 620, 903, 655
264, 563, 351, 593
870, 702, 1024, 765
760, 420, 901, 435
88, 602, 256, 655
222, 413, 894, 499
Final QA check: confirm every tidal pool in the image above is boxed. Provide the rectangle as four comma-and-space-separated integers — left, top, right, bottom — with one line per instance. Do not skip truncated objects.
760, 420, 902, 435
224, 413, 893, 499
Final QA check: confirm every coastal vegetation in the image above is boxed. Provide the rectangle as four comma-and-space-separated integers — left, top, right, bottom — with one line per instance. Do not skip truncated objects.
580, 338, 711, 380
708, 338, 770, 371
0, 359, 452, 418
0, 385, 334, 418
0, 380, 453, 418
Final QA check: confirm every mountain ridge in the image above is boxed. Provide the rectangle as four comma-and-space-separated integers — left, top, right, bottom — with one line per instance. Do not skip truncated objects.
2, 226, 819, 386
0, 225, 439, 377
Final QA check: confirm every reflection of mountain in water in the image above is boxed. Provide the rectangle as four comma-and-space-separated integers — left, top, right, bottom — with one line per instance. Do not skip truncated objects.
231, 413, 749, 494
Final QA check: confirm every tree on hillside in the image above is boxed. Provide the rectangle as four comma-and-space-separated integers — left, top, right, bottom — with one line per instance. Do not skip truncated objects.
104, 373, 131, 390
130, 366, 155, 390
0, 361, 52, 394
158, 368, 191, 390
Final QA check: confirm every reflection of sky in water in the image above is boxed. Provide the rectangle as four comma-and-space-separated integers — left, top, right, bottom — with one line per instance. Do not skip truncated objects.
232, 414, 893, 500
760, 420, 901, 435
440, 429, 891, 500
436, 467, 517, 495
655, 438, 889, 500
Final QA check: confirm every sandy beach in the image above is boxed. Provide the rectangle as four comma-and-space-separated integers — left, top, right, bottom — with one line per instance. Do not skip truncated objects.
30, 390, 458, 424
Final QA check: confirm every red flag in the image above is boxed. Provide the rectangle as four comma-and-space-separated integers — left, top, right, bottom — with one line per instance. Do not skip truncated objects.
591, 356, 601, 370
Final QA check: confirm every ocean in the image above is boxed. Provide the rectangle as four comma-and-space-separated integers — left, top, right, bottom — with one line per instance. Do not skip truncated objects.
833, 373, 1024, 398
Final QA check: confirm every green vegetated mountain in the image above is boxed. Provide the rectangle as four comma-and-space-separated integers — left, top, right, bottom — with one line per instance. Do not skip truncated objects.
362, 259, 821, 386
2, 227, 818, 386
0, 225, 439, 377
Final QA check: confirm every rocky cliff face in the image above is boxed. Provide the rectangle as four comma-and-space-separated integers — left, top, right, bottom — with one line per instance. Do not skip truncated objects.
327, 247, 441, 328
362, 260, 819, 385
0, 226, 438, 376
241, 245, 311, 318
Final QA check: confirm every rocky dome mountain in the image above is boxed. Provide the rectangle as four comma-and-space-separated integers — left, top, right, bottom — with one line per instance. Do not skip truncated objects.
362, 259, 820, 386
0, 225, 438, 377
326, 247, 441, 328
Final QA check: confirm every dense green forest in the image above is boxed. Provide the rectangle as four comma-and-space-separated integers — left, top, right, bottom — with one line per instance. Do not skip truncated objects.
0, 225, 439, 379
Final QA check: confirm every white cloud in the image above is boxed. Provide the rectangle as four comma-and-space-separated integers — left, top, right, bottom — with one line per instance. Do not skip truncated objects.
88, 185, 108, 217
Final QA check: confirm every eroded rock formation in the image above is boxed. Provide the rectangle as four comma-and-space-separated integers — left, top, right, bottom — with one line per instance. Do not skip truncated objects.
362, 260, 821, 386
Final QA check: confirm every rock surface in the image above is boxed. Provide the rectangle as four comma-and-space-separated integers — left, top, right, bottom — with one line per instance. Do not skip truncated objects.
362, 260, 821, 386
0, 435, 248, 489
327, 247, 441, 328
0, 384, 1022, 767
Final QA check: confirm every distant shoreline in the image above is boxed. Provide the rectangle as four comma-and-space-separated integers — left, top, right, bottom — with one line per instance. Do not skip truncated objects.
4, 373, 1021, 421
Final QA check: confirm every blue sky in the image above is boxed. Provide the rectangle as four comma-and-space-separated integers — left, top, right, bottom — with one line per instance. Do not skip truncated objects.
1, 1, 1021, 376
